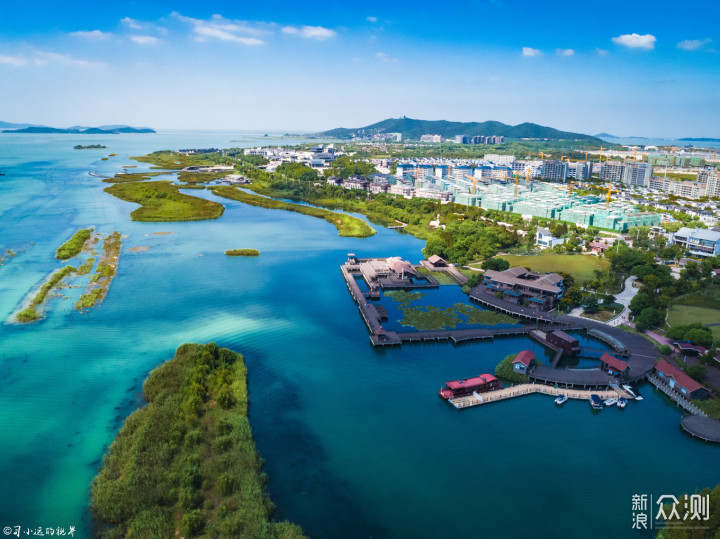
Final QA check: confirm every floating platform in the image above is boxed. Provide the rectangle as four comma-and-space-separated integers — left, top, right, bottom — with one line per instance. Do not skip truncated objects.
681, 415, 720, 444
448, 383, 628, 409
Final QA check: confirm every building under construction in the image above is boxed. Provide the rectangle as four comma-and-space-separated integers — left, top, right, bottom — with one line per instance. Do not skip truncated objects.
418, 176, 660, 231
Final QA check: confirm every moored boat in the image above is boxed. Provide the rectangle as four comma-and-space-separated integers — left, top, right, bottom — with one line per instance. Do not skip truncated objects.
439, 373, 502, 400
554, 395, 568, 405
604, 398, 618, 407
590, 394, 603, 410
622, 385, 637, 399
617, 397, 627, 409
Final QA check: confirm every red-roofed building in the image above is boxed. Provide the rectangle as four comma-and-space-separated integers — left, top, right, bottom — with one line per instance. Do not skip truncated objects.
673, 342, 708, 356
512, 350, 536, 374
599, 353, 630, 380
439, 374, 502, 399
655, 360, 709, 400
547, 330, 580, 355
588, 242, 610, 254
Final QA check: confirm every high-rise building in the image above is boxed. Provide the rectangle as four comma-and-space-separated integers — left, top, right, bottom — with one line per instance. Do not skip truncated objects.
540, 160, 568, 181
600, 162, 625, 183
623, 163, 652, 187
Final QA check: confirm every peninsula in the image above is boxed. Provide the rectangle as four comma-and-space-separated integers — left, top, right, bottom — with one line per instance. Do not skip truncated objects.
2, 124, 155, 134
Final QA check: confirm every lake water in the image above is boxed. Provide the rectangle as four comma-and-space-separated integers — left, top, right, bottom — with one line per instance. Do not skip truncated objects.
0, 132, 718, 538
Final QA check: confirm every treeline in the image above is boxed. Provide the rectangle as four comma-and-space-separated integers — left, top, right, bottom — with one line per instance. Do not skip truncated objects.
56, 228, 93, 259
91, 343, 305, 538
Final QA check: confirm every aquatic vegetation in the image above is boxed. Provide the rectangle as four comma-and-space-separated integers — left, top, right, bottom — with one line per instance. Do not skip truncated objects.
384, 290, 426, 307
102, 171, 167, 183
178, 171, 229, 183
399, 306, 461, 330
74, 145, 107, 149
16, 265, 76, 323
105, 181, 225, 221
212, 185, 375, 238
91, 343, 306, 538
76, 232, 121, 310
76, 257, 96, 276
225, 249, 260, 256
454, 303, 518, 325
56, 228, 93, 259
0, 248, 18, 266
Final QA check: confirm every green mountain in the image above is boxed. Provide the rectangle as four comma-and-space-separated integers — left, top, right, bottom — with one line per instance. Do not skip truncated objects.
1, 125, 155, 134
316, 117, 600, 141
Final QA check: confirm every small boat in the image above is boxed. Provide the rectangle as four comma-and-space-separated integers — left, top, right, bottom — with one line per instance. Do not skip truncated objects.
604, 398, 618, 407
622, 385, 637, 399
635, 395, 643, 401
554, 395, 568, 405
590, 394, 603, 410
617, 397, 627, 409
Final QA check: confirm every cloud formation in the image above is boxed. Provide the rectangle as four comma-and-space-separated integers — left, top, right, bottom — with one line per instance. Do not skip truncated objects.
70, 30, 111, 39
175, 13, 267, 45
0, 54, 28, 66
121, 17, 142, 30
375, 51, 398, 63
282, 26, 336, 40
595, 48, 609, 56
556, 48, 574, 56
33, 51, 106, 68
611, 33, 656, 50
677, 38, 711, 51
130, 35, 159, 45
522, 47, 541, 57
367, 16, 378, 22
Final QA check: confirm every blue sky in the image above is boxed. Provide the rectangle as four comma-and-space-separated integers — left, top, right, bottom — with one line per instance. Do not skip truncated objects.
1, 0, 718, 136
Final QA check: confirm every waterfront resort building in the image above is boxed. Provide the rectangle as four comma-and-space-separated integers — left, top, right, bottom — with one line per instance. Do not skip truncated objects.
547, 331, 580, 355
512, 350, 536, 374
669, 227, 720, 258
481, 267, 564, 310
654, 360, 709, 400
439, 374, 503, 399
599, 353, 630, 380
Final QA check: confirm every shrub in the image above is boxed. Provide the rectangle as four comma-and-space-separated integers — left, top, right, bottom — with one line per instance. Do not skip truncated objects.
180, 510, 205, 536
494, 354, 528, 384
659, 344, 672, 356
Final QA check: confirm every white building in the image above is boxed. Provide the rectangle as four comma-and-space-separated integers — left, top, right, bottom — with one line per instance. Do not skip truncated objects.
669, 227, 720, 258
420, 134, 443, 143
540, 160, 568, 182
623, 163, 652, 187
536, 228, 567, 249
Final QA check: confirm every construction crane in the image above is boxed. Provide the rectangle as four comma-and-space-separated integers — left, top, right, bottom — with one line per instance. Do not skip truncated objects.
514, 174, 520, 197
581, 146, 606, 161
605, 182, 617, 208
463, 174, 479, 195
525, 168, 531, 188
568, 180, 573, 196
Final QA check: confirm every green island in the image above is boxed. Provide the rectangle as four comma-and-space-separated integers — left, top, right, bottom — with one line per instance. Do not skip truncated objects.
17, 265, 76, 323
494, 353, 529, 384
56, 228, 94, 260
102, 171, 168, 183
105, 182, 225, 222
225, 249, 260, 257
74, 144, 107, 150
76, 232, 121, 310
77, 257, 96, 276
178, 171, 230, 184
212, 185, 375, 238
91, 343, 305, 539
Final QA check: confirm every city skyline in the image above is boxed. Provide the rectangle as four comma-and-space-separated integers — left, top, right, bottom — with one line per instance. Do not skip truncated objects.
1, 0, 718, 137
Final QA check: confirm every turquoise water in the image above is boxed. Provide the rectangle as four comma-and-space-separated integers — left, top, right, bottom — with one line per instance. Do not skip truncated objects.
0, 133, 718, 538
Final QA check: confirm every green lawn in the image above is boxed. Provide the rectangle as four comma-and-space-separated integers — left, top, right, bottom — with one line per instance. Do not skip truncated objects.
497, 254, 610, 284
668, 304, 720, 327
674, 288, 720, 310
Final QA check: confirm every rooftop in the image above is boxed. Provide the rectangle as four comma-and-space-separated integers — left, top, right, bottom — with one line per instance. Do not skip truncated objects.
600, 353, 629, 372
655, 359, 705, 393
445, 374, 498, 390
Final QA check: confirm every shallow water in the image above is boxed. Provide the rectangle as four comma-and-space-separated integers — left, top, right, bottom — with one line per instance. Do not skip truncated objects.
0, 132, 717, 538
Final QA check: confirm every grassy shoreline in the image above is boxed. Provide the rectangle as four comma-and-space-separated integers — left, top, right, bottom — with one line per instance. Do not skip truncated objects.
76, 232, 121, 310
106, 181, 225, 222
17, 265, 76, 322
91, 343, 305, 538
226, 249, 260, 256
212, 185, 375, 238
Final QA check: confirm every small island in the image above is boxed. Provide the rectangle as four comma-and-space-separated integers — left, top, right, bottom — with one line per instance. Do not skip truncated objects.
91, 343, 305, 538
225, 249, 260, 257
56, 228, 94, 259
74, 144, 107, 150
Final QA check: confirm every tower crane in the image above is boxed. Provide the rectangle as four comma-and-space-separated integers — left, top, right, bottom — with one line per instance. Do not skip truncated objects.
463, 174, 479, 195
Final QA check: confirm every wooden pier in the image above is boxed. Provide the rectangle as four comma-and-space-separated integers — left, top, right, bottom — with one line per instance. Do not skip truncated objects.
681, 416, 720, 444
448, 383, 628, 409
646, 373, 707, 416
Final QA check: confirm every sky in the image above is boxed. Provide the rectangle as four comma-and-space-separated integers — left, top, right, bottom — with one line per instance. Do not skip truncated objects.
0, 0, 719, 137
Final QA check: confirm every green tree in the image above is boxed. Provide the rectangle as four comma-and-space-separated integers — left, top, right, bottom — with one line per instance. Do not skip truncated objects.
481, 257, 511, 271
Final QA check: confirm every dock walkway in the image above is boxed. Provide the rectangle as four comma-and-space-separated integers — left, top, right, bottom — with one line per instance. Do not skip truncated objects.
449, 383, 627, 409
681, 416, 720, 444
647, 373, 707, 416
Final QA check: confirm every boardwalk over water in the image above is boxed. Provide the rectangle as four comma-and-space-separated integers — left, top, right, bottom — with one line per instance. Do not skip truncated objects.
448, 383, 629, 409
681, 416, 720, 444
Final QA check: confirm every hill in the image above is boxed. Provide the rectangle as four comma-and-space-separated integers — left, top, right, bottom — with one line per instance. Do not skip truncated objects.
316, 117, 600, 141
1, 124, 155, 134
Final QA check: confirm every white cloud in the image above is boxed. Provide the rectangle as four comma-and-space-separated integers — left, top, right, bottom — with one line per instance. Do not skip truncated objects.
130, 35, 160, 45
174, 13, 267, 45
367, 16, 378, 22
70, 30, 111, 39
375, 51, 398, 63
595, 48, 609, 56
282, 25, 336, 40
611, 33, 656, 50
0, 54, 28, 66
677, 38, 711, 51
556, 48, 575, 56
121, 17, 142, 30
33, 51, 106, 69
522, 47, 541, 57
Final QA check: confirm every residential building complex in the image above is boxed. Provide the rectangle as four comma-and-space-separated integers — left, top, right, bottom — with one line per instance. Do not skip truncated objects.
669, 227, 720, 258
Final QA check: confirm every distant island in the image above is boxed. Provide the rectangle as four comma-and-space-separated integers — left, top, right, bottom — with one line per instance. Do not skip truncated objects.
1, 123, 155, 134
315, 116, 601, 142
74, 144, 107, 150
679, 137, 720, 142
